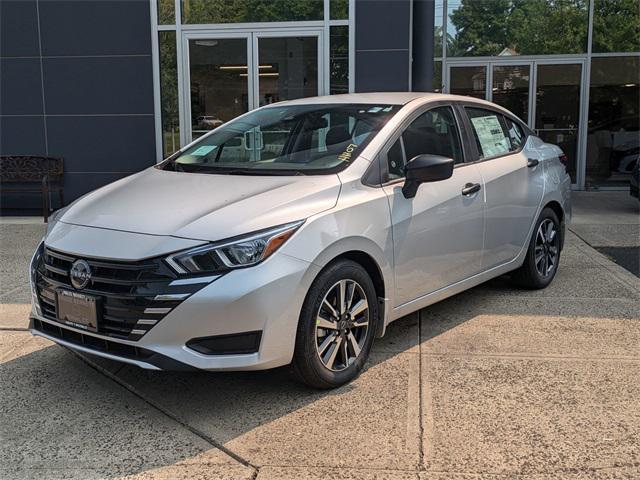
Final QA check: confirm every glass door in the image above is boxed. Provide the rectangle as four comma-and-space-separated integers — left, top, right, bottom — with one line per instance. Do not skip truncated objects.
184, 33, 253, 141
182, 30, 323, 142
254, 32, 322, 108
533, 62, 584, 184
447, 59, 583, 186
491, 63, 532, 125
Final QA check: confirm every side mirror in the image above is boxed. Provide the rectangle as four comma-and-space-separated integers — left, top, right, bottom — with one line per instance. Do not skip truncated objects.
402, 154, 455, 199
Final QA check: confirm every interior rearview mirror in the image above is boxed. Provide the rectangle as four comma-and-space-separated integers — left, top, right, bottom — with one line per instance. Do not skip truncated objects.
402, 154, 454, 199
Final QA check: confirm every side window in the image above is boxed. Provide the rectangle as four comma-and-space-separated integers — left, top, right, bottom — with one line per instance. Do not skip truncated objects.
504, 117, 526, 151
402, 107, 463, 164
385, 106, 463, 181
466, 107, 511, 159
387, 138, 405, 180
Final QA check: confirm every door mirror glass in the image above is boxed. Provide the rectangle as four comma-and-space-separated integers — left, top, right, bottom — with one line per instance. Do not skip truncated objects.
402, 154, 454, 198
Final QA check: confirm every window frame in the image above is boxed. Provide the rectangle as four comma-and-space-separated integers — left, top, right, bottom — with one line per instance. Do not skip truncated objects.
456, 103, 532, 164
370, 101, 472, 186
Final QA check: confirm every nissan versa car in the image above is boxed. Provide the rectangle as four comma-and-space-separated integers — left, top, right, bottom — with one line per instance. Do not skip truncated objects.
30, 93, 571, 388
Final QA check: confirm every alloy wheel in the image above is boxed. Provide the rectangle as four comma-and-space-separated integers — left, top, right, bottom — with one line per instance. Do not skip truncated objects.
534, 218, 559, 277
314, 279, 369, 372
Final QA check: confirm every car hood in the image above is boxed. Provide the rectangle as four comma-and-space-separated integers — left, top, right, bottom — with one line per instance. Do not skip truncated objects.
60, 167, 341, 242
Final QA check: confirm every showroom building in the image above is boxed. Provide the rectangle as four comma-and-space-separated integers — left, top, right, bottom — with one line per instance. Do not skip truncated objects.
0, 0, 638, 212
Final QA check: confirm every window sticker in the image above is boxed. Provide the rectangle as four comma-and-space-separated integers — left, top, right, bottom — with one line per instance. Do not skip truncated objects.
470, 115, 510, 158
191, 145, 216, 156
338, 143, 358, 162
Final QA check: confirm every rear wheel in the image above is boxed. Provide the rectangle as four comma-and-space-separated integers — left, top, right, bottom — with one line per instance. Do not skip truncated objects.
511, 207, 561, 289
292, 260, 378, 389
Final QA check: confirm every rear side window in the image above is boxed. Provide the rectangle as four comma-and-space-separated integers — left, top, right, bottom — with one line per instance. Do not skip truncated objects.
466, 107, 511, 159
385, 106, 463, 181
504, 117, 526, 151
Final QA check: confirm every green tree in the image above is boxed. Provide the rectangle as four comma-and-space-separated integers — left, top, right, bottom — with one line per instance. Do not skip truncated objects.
591, 0, 640, 53
448, 0, 511, 56
182, 0, 323, 24
508, 0, 588, 55
448, 0, 590, 57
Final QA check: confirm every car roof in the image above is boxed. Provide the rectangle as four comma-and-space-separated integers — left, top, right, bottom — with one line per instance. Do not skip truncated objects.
263, 92, 533, 128
271, 92, 496, 107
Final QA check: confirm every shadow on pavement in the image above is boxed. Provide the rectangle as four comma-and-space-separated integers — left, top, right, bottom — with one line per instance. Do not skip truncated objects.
2, 231, 639, 478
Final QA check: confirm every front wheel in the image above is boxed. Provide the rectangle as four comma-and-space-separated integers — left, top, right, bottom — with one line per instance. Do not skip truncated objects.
511, 207, 562, 289
292, 260, 378, 389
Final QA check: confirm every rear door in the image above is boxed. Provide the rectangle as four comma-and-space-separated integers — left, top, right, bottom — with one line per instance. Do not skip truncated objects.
382, 104, 485, 306
461, 105, 544, 270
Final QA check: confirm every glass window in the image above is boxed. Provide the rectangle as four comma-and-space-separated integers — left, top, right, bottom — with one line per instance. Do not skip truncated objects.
450, 66, 486, 99
385, 106, 463, 181
188, 38, 249, 141
330, 26, 349, 95
592, 0, 640, 53
182, 0, 324, 24
158, 0, 175, 24
466, 108, 511, 159
535, 63, 582, 182
159, 31, 180, 157
586, 56, 640, 187
163, 104, 400, 175
387, 138, 405, 180
257, 36, 319, 107
504, 117, 525, 151
433, 60, 442, 93
434, 0, 444, 58
447, 0, 588, 57
330, 0, 348, 20
492, 64, 530, 123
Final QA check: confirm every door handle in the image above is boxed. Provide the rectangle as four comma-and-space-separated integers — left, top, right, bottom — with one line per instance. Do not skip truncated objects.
462, 182, 481, 196
527, 158, 540, 168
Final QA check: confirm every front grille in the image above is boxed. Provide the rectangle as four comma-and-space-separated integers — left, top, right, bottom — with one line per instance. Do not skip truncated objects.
35, 247, 209, 341
32, 318, 154, 360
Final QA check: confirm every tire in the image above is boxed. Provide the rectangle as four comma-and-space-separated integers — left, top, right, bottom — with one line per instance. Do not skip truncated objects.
291, 259, 379, 389
511, 207, 562, 289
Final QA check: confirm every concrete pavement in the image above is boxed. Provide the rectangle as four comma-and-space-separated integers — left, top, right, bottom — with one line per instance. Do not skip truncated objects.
1, 205, 639, 479
570, 191, 639, 276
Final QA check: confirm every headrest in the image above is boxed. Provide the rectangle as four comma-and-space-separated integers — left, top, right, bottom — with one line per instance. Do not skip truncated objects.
326, 126, 351, 147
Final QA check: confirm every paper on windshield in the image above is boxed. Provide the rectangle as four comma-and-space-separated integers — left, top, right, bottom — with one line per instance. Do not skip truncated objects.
191, 145, 216, 156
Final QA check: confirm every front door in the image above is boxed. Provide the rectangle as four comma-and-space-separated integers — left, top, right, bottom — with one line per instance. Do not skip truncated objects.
382, 105, 485, 307
183, 30, 323, 142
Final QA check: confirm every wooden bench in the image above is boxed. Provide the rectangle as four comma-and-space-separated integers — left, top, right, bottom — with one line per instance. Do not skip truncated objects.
0, 156, 64, 221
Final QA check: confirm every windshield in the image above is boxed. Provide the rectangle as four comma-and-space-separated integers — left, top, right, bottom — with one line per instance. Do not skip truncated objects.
161, 104, 401, 175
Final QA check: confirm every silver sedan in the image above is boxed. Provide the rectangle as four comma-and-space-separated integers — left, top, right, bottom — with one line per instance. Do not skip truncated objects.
30, 93, 571, 388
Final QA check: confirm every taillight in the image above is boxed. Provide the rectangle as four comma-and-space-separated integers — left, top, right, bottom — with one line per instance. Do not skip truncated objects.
559, 153, 569, 172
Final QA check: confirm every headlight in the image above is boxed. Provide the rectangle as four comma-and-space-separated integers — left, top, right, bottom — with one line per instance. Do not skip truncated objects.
165, 220, 304, 274
29, 241, 44, 316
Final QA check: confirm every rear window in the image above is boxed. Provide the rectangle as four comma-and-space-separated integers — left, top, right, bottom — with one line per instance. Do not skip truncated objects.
466, 107, 511, 159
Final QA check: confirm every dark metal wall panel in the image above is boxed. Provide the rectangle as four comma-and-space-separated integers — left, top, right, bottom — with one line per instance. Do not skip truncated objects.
0, 0, 154, 214
0, 0, 40, 57
46, 116, 156, 173
0, 58, 44, 115
355, 0, 412, 92
355, 50, 411, 92
0, 117, 47, 155
38, 0, 152, 56
411, 0, 435, 91
42, 57, 154, 115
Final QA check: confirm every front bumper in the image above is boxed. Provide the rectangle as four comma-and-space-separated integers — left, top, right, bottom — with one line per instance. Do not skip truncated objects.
31, 252, 320, 371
